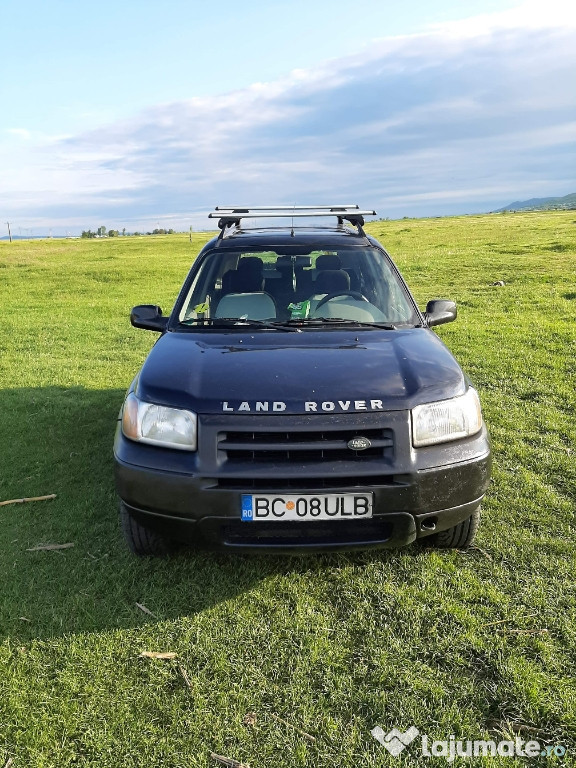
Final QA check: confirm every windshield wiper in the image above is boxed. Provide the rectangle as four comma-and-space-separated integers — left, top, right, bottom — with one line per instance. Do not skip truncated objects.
180, 317, 301, 332
289, 317, 399, 330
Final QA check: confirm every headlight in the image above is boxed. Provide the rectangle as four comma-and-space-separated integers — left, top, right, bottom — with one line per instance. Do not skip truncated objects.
121, 393, 197, 451
411, 388, 483, 447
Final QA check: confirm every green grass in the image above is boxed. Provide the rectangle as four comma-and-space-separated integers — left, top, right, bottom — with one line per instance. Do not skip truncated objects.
0, 213, 575, 767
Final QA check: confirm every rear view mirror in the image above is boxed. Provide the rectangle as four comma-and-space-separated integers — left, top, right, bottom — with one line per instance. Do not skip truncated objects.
424, 299, 457, 327
130, 304, 168, 332
275, 255, 312, 268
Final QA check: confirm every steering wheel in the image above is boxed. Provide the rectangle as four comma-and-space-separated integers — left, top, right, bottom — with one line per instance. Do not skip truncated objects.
314, 291, 369, 312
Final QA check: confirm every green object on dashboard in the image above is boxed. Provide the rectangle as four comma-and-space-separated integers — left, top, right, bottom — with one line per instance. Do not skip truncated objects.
288, 300, 311, 319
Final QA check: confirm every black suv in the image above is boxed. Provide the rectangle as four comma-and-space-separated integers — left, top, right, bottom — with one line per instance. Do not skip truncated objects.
114, 206, 491, 555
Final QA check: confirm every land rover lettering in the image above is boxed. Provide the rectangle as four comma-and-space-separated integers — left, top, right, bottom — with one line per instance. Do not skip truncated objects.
222, 401, 287, 412
222, 399, 387, 413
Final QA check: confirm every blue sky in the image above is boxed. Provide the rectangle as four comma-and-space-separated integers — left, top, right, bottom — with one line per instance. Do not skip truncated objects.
1, 0, 574, 234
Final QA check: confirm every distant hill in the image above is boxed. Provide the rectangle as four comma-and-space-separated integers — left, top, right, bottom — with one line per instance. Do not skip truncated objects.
495, 192, 576, 212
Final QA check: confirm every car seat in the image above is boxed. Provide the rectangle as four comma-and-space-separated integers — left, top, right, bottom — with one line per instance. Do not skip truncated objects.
308, 269, 351, 314
222, 257, 265, 294
214, 292, 276, 321
315, 254, 342, 271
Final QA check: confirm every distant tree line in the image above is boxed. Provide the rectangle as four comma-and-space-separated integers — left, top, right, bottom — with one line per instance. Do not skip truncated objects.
81, 226, 175, 238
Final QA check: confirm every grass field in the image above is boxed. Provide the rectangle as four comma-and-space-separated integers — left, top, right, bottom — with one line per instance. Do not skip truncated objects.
0, 211, 575, 767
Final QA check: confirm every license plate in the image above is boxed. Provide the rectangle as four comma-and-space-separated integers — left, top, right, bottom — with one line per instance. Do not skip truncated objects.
241, 493, 373, 521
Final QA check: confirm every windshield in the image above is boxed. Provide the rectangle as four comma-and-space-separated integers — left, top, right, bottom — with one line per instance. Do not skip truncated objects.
177, 246, 419, 327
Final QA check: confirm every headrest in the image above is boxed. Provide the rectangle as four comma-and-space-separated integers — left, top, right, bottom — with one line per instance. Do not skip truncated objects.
237, 257, 264, 277
314, 269, 350, 295
315, 254, 341, 271
229, 257, 265, 292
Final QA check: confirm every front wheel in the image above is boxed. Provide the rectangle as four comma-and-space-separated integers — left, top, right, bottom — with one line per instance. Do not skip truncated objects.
426, 507, 480, 549
119, 501, 175, 556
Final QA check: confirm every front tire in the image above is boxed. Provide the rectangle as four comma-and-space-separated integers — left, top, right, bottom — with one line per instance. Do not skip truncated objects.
427, 507, 480, 549
119, 501, 175, 556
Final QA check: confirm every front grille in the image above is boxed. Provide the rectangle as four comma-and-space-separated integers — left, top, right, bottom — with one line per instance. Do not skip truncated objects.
219, 427, 393, 465
221, 518, 393, 547
212, 475, 409, 493
225, 447, 384, 462
211, 475, 407, 491
197, 411, 409, 492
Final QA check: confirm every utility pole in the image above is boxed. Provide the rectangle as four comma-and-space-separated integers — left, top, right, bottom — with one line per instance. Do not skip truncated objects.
6, 222, 12, 242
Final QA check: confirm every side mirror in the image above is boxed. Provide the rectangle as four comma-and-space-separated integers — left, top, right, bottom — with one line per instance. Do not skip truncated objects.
130, 304, 168, 332
424, 299, 457, 327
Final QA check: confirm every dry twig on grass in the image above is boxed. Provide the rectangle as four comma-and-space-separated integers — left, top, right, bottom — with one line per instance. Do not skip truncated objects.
480, 618, 509, 628
480, 613, 538, 629
26, 543, 74, 552
3, 758, 14, 768
178, 665, 193, 688
210, 752, 249, 768
486, 718, 551, 739
468, 545, 493, 561
135, 602, 156, 618
139, 651, 177, 659
268, 712, 316, 742
0, 494, 56, 507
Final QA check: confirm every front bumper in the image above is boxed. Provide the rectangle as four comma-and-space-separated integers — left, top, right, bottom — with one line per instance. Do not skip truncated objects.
114, 410, 491, 552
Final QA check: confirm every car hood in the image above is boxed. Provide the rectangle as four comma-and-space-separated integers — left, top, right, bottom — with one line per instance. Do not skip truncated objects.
134, 328, 466, 414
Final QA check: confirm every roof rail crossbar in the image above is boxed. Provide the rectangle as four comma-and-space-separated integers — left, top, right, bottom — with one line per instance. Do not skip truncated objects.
215, 205, 360, 212
209, 206, 376, 238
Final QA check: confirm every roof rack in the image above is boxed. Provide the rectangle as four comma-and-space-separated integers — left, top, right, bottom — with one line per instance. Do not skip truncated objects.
215, 205, 361, 211
208, 205, 377, 238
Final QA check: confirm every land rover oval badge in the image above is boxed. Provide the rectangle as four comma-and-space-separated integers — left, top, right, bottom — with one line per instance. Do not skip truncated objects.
348, 436, 372, 451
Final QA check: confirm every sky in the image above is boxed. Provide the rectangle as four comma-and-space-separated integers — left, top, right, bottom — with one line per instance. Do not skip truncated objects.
1, 0, 575, 235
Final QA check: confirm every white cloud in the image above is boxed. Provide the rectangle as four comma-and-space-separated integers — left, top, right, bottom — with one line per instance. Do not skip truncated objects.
2, 1, 575, 233
6, 128, 33, 140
